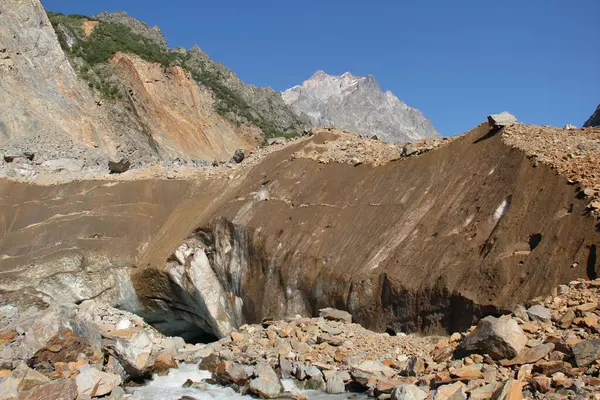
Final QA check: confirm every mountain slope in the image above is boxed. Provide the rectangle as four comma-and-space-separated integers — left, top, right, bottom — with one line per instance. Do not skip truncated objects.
282, 71, 439, 143
0, 1, 307, 175
584, 104, 600, 127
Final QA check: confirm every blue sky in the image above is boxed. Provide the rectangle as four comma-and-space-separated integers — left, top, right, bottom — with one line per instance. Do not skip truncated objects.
41, 0, 599, 136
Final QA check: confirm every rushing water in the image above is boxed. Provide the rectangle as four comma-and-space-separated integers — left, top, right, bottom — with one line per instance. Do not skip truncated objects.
129, 363, 365, 400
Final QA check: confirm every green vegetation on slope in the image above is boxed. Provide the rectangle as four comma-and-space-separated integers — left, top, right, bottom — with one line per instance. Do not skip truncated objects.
47, 11, 296, 139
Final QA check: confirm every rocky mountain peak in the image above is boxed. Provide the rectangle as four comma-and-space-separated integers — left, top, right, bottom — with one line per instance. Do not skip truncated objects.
282, 71, 439, 143
93, 11, 168, 48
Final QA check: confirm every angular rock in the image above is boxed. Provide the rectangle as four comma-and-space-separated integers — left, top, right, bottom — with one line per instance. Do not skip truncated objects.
558, 309, 576, 329
15, 366, 50, 392
215, 360, 248, 386
407, 356, 425, 376
279, 355, 294, 379
493, 379, 523, 400
325, 372, 346, 394
153, 352, 178, 375
451, 364, 483, 379
108, 159, 131, 174
403, 144, 418, 157
469, 382, 502, 400
231, 149, 245, 163
390, 384, 427, 400
526, 305, 551, 322
319, 308, 352, 323
352, 360, 395, 378
75, 365, 121, 397
198, 353, 220, 373
433, 381, 466, 400
572, 339, 600, 367
17, 379, 78, 400
461, 316, 527, 360
487, 112, 517, 128
499, 343, 554, 366
0, 375, 21, 400
102, 327, 153, 378
248, 363, 282, 399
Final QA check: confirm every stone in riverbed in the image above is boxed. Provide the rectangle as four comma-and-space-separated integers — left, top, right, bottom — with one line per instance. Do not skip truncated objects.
248, 362, 283, 399
319, 308, 352, 323
153, 352, 178, 375
461, 316, 527, 360
214, 360, 248, 386
102, 327, 154, 378
325, 372, 346, 394
75, 365, 121, 397
572, 339, 600, 367
391, 384, 427, 400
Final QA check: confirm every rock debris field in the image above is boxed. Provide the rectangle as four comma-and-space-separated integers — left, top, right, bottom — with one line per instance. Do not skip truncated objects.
2, 279, 600, 399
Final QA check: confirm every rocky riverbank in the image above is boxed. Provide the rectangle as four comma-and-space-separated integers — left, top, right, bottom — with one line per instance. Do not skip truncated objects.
1, 278, 600, 399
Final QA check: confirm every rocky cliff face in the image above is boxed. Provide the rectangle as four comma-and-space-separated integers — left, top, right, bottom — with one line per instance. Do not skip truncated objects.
0, 2, 306, 176
584, 104, 600, 127
282, 71, 439, 143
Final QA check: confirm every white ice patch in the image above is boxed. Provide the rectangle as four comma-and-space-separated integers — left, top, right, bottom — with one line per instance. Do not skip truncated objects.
464, 214, 475, 227
115, 318, 132, 330
493, 198, 510, 223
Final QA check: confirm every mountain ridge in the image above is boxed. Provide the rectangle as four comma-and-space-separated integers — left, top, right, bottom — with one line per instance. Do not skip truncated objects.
282, 70, 439, 143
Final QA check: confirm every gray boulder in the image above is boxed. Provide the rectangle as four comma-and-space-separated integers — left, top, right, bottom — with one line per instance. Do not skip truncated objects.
487, 112, 517, 128
248, 362, 283, 399
391, 384, 428, 400
461, 316, 527, 360
572, 339, 600, 367
526, 305, 552, 322
326, 372, 346, 394
231, 148, 245, 163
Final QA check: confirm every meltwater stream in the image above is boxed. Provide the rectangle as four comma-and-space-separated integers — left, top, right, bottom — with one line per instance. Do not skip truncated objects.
130, 363, 366, 400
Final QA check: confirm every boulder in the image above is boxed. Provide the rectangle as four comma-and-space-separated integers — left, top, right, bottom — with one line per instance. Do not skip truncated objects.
572, 339, 600, 367
108, 159, 131, 174
75, 365, 121, 397
391, 384, 427, 400
152, 352, 178, 375
101, 327, 154, 378
248, 362, 282, 399
351, 360, 395, 377
319, 308, 352, 324
526, 305, 551, 322
325, 372, 346, 394
499, 343, 554, 366
214, 360, 248, 386
403, 144, 418, 157
461, 316, 527, 360
14, 365, 50, 392
279, 355, 294, 379
433, 381, 466, 400
17, 379, 78, 400
487, 112, 517, 128
493, 379, 524, 400
231, 149, 245, 163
